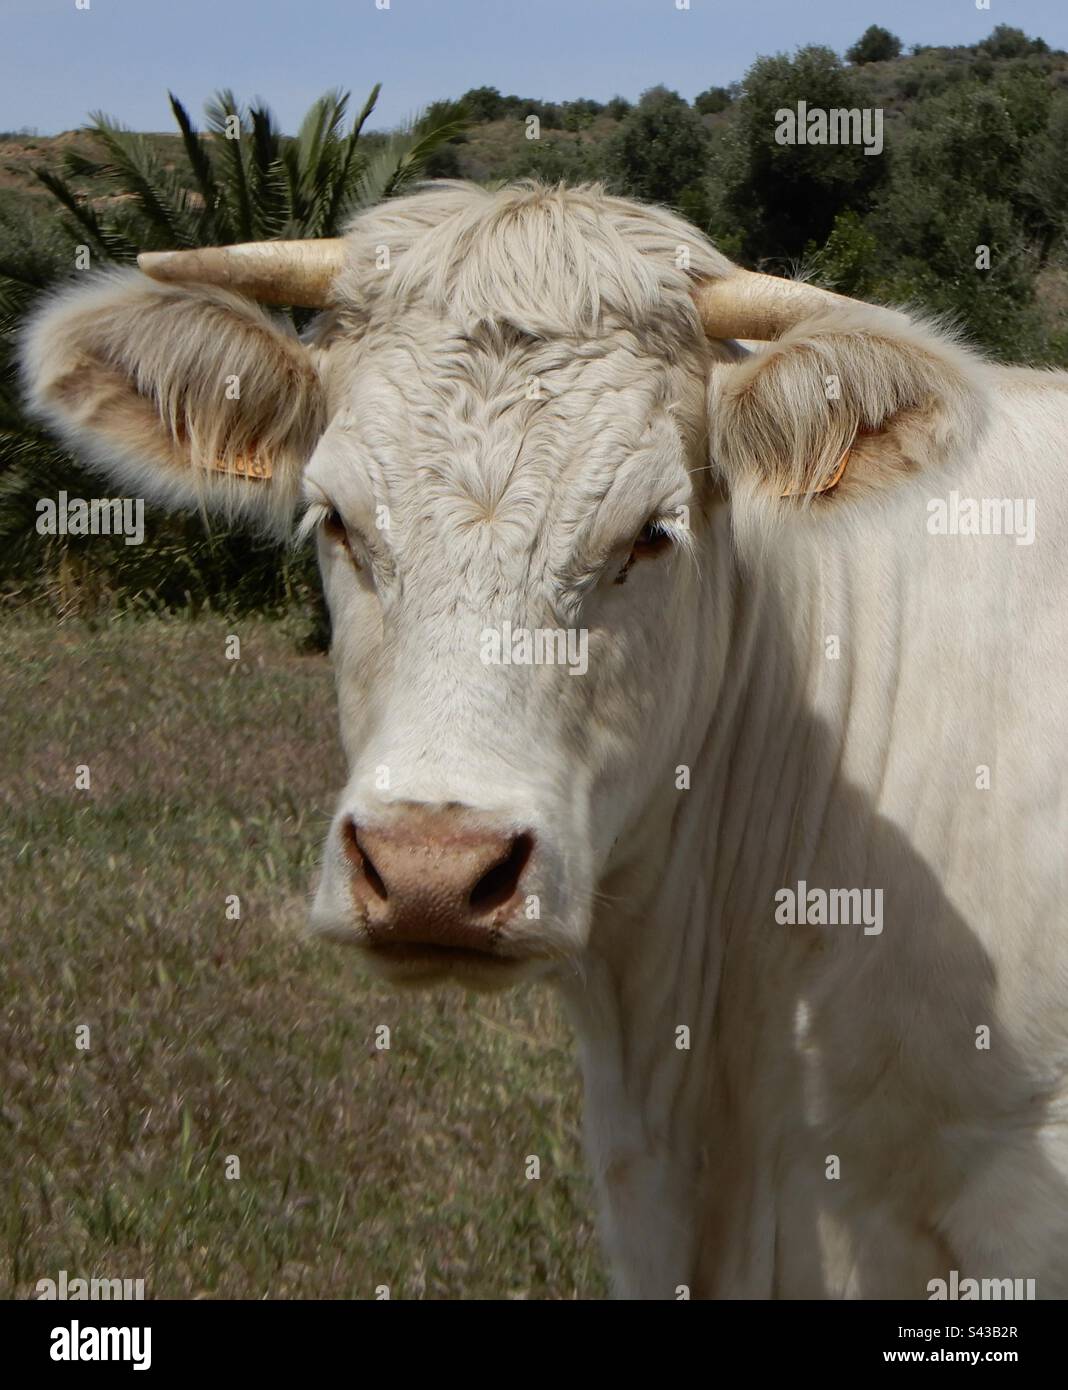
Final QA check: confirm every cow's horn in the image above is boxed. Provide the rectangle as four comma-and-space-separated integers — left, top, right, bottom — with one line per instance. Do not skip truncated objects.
694, 269, 863, 341
137, 239, 347, 307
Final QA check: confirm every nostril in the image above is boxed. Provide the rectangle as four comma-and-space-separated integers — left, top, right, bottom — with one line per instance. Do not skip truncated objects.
342, 819, 389, 902
469, 833, 534, 914
359, 847, 388, 903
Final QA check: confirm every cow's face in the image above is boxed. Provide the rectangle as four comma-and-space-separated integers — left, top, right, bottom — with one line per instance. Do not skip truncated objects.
305, 313, 719, 984
24, 184, 973, 988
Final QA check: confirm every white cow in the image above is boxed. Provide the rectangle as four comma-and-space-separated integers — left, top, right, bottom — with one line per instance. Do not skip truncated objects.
22, 181, 1068, 1298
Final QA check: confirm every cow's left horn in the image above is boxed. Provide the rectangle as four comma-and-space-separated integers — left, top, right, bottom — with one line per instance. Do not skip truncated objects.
137, 239, 347, 307
694, 269, 867, 341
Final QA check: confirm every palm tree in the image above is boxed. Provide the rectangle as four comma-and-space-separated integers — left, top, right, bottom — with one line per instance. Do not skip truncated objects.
0, 86, 468, 616
27, 85, 466, 254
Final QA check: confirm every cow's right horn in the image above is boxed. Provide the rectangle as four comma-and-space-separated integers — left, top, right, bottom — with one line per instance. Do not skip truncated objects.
137, 239, 347, 308
693, 268, 866, 341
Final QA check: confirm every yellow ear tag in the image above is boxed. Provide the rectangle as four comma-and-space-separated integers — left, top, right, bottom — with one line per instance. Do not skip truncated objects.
204, 454, 273, 481
779, 429, 857, 499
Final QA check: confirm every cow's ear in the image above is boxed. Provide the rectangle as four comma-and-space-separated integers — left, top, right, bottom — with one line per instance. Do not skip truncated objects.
710, 308, 987, 530
21, 271, 326, 535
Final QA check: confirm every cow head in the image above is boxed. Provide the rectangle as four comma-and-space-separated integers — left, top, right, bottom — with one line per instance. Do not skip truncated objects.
21, 183, 982, 988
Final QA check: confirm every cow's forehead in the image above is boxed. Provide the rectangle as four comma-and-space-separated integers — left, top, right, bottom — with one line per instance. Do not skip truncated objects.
309, 314, 704, 570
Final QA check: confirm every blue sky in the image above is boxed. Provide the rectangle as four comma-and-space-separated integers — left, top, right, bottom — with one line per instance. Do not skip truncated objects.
2, 0, 1066, 135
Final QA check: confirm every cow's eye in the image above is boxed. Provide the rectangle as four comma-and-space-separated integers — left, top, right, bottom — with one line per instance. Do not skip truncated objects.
322, 507, 361, 567
615, 518, 673, 584
631, 519, 673, 560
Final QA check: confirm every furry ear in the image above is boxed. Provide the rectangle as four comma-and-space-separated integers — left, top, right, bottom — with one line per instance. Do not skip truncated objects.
21, 270, 326, 535
710, 306, 989, 531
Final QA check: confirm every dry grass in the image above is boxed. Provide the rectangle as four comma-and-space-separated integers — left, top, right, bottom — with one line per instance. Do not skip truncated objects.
0, 612, 605, 1299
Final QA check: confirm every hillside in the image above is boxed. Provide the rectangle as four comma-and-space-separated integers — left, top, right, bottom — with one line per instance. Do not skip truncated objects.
4, 36, 1066, 218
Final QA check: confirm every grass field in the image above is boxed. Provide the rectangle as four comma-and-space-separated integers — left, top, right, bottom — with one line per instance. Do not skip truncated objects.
0, 613, 605, 1299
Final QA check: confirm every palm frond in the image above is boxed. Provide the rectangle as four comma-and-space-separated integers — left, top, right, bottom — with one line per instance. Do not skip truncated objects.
318, 83, 381, 235
347, 103, 469, 213
204, 90, 255, 241
168, 92, 225, 242
29, 168, 139, 260
247, 104, 287, 240
295, 91, 348, 194
77, 114, 202, 247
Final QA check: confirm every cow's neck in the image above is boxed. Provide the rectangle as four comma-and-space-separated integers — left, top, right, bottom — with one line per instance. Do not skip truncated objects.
559, 514, 942, 1298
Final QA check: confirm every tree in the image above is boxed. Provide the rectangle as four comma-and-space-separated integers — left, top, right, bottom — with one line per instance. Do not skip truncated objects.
505, 136, 596, 185
1018, 91, 1068, 262
802, 209, 879, 296
846, 26, 902, 66
527, 101, 564, 130
0, 86, 469, 615
605, 86, 710, 209
865, 84, 1043, 358
560, 99, 604, 131
694, 86, 732, 116
994, 67, 1052, 142
978, 26, 1049, 61
459, 86, 508, 122
710, 47, 886, 264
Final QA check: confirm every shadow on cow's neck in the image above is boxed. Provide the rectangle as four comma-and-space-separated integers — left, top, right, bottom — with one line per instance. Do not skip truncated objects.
560, 516, 1064, 1299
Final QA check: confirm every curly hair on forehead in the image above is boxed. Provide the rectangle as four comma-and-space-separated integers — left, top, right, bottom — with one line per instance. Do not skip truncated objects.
335, 180, 735, 353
